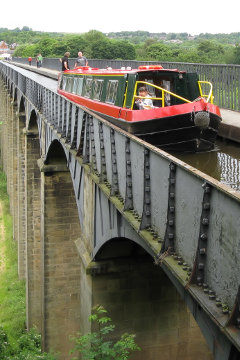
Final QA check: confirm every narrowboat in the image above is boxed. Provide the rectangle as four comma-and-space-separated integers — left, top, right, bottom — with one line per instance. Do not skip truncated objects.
57, 65, 222, 152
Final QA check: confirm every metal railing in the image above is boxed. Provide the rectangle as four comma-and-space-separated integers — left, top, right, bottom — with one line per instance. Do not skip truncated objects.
11, 57, 240, 112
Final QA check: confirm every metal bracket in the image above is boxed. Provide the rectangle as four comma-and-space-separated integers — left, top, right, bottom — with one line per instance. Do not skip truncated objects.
190, 181, 211, 285
76, 111, 87, 157
124, 137, 133, 210
89, 115, 97, 173
70, 106, 78, 150
65, 102, 72, 142
110, 129, 119, 196
140, 148, 151, 230
83, 114, 90, 164
160, 162, 176, 253
227, 286, 240, 330
53, 94, 58, 129
99, 122, 107, 183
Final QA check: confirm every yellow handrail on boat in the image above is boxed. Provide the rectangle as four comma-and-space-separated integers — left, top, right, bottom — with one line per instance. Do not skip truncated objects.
130, 80, 214, 109
198, 81, 214, 103
131, 81, 191, 109
123, 81, 128, 108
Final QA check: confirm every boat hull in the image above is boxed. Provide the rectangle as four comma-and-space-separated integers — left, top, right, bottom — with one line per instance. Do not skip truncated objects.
92, 109, 221, 153
58, 90, 221, 152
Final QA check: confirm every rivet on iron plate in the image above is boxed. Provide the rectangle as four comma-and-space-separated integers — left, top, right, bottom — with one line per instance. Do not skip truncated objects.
202, 218, 209, 225
203, 203, 210, 210
200, 233, 208, 240
209, 294, 216, 300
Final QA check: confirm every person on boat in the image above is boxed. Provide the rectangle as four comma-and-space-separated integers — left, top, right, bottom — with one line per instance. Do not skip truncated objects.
74, 51, 88, 68
135, 86, 153, 109
61, 52, 70, 71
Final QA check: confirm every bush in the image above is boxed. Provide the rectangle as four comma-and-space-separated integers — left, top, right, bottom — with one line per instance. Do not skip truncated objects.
70, 305, 140, 360
0, 327, 57, 360
0, 327, 10, 357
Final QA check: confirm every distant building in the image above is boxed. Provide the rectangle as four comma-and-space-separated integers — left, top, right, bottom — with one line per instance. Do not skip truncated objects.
0, 41, 10, 54
10, 42, 17, 50
165, 39, 183, 44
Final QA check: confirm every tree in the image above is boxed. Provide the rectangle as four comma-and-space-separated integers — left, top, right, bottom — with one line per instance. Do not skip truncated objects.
111, 40, 136, 60
145, 42, 174, 61
89, 39, 113, 59
83, 30, 106, 43
232, 44, 240, 64
34, 37, 58, 57
70, 306, 140, 360
21, 26, 32, 31
64, 35, 87, 58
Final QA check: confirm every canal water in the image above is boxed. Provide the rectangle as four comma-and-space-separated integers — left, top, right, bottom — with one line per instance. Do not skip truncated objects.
172, 138, 240, 191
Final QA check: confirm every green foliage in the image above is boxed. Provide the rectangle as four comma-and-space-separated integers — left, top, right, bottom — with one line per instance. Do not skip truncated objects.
70, 305, 140, 360
145, 42, 174, 61
0, 171, 25, 347
0, 328, 57, 360
0, 327, 10, 356
0, 167, 56, 360
1, 27, 240, 65
232, 44, 240, 64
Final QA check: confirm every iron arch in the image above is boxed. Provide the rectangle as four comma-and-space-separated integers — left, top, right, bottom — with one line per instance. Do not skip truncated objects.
19, 96, 25, 113
28, 109, 38, 133
94, 236, 153, 261
45, 139, 67, 166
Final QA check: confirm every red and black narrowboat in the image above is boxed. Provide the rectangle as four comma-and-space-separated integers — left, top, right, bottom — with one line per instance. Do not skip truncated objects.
57, 65, 222, 152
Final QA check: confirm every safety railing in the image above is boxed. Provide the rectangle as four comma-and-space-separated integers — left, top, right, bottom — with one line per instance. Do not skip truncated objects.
11, 57, 240, 111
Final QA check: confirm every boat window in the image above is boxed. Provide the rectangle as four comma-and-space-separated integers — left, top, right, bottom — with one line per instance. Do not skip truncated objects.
72, 77, 78, 94
106, 80, 118, 104
62, 76, 67, 90
83, 78, 93, 98
65, 77, 74, 92
92, 79, 104, 101
137, 75, 173, 107
76, 77, 84, 95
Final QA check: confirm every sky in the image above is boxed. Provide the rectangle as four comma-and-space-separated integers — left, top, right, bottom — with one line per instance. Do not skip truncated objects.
1, 0, 240, 36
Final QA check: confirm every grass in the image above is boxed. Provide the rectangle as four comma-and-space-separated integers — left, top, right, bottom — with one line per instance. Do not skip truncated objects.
0, 166, 57, 359
0, 167, 26, 349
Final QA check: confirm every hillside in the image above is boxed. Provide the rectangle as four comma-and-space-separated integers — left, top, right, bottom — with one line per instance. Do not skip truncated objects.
1, 27, 240, 64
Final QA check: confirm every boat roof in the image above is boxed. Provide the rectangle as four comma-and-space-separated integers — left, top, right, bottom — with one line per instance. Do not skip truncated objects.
64, 65, 185, 76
